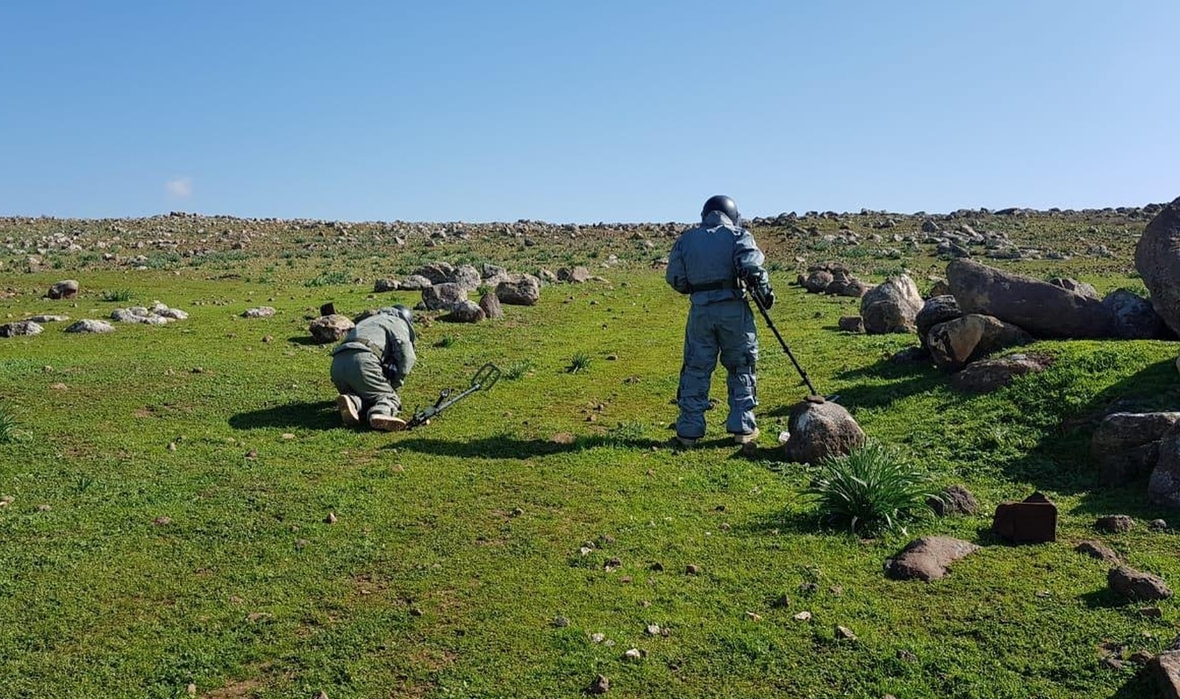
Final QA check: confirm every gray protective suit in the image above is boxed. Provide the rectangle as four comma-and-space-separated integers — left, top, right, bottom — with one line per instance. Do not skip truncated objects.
330, 312, 417, 420
666, 210, 767, 439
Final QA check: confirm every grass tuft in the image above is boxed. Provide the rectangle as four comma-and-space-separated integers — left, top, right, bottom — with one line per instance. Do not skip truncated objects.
566, 351, 592, 374
503, 359, 533, 380
100, 289, 133, 302
0, 407, 17, 444
433, 335, 456, 348
304, 270, 350, 287
805, 442, 935, 535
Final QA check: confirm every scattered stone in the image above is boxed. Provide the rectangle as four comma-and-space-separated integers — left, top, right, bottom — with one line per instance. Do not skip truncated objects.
645, 624, 661, 636
746, 611, 762, 622
36, 504, 51, 512
1108, 566, 1173, 600
421, 282, 469, 312
373, 278, 400, 292
793, 611, 812, 621
309, 314, 354, 344
152, 516, 172, 526
478, 292, 503, 319
927, 315, 1032, 371
441, 300, 485, 323
242, 306, 276, 318
951, 353, 1050, 392
1135, 197, 1180, 337
552, 615, 570, 628
1150, 519, 1169, 531
1150, 432, 1180, 508
837, 316, 864, 333
399, 274, 432, 291
27, 315, 69, 323
885, 536, 980, 581
496, 274, 541, 306
558, 266, 592, 283
65, 319, 115, 333
1074, 541, 1120, 565
1095, 515, 1134, 533
685, 564, 701, 575
859, 274, 923, 334
927, 485, 979, 516
783, 397, 866, 464
835, 625, 857, 641
915, 295, 962, 350
623, 648, 643, 662
47, 280, 79, 299
587, 674, 610, 695
0, 320, 43, 337
325, 512, 337, 524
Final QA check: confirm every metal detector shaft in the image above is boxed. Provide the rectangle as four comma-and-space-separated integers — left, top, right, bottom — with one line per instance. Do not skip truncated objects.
747, 292, 819, 397
407, 363, 501, 428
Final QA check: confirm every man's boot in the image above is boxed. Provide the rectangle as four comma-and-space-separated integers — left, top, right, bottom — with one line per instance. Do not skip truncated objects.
369, 414, 407, 432
337, 394, 361, 427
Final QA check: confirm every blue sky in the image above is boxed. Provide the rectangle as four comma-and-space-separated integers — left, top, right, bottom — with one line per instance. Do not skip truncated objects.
2, 1, 1177, 222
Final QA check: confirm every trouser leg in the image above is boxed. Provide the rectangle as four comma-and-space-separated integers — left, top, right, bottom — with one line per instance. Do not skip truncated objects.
676, 307, 718, 439
331, 350, 401, 419
718, 301, 758, 434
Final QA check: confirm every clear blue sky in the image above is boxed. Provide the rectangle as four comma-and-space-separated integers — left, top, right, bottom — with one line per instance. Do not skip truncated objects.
2, 1, 1177, 222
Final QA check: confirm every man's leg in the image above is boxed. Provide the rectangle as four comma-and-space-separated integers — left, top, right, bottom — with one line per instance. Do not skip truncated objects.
718, 301, 758, 438
676, 306, 718, 441
329, 352, 363, 427
349, 353, 406, 431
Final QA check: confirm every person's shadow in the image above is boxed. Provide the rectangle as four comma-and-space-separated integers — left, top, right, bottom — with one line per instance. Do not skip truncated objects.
228, 400, 339, 431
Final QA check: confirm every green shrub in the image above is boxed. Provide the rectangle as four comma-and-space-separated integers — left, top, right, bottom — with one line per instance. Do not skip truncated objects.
101, 289, 133, 302
503, 360, 533, 381
805, 442, 935, 535
304, 270, 350, 287
0, 407, 19, 444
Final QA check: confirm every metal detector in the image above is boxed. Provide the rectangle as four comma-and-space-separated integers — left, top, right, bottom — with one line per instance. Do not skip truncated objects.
746, 286, 836, 401
407, 363, 501, 428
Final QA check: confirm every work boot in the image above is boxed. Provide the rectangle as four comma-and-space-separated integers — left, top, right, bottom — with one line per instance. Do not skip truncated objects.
369, 414, 407, 432
670, 434, 698, 449
336, 394, 361, 427
733, 427, 760, 446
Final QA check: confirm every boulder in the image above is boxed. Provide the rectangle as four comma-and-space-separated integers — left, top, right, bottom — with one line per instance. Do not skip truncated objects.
1108, 566, 1173, 600
1135, 197, 1180, 337
242, 306, 276, 318
1048, 278, 1099, 299
1102, 289, 1169, 339
452, 264, 482, 291
0, 321, 43, 337
373, 278, 400, 293
309, 314, 354, 344
152, 303, 188, 320
112, 308, 168, 325
915, 295, 962, 350
859, 274, 923, 334
1075, 541, 1120, 565
927, 485, 979, 516
1150, 431, 1180, 508
1150, 651, 1180, 699
441, 300, 485, 323
950, 353, 1051, 393
947, 259, 1110, 338
421, 283, 468, 312
558, 266, 592, 283
838, 316, 864, 333
802, 270, 833, 293
1092, 413, 1180, 486
783, 397, 866, 464
65, 319, 115, 334
479, 292, 503, 320
928, 278, 951, 297
927, 314, 1031, 371
399, 274, 433, 291
47, 280, 79, 300
1095, 515, 1134, 533
412, 262, 455, 285
885, 536, 980, 581
26, 315, 69, 323
496, 274, 541, 306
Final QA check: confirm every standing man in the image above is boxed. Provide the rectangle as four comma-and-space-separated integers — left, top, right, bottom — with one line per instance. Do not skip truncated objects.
330, 305, 417, 431
665, 195, 774, 447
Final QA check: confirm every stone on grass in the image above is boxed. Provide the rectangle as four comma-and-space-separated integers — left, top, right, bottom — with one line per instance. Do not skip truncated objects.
1103, 289, 1169, 339
421, 282, 468, 312
47, 279, 79, 299
885, 536, 980, 581
1135, 197, 1180, 338
399, 274, 432, 291
373, 278, 400, 292
859, 274, 923, 334
1150, 651, 1180, 699
927, 314, 1031, 371
496, 274, 541, 306
479, 292, 503, 319
27, 315, 69, 323
915, 295, 962, 350
1075, 541, 1121, 565
837, 316, 864, 333
0, 321, 43, 337
991, 492, 1057, 544
950, 353, 1050, 393
65, 319, 114, 333
440, 300, 484, 323
1095, 515, 1134, 533
243, 306, 276, 318
1108, 566, 1173, 601
783, 396, 866, 465
927, 485, 979, 516
587, 675, 610, 694
309, 314, 354, 344
1150, 432, 1180, 508
558, 266, 592, 283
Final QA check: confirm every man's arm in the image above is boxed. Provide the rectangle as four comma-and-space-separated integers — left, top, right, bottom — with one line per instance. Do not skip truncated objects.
666, 238, 692, 294
733, 228, 773, 308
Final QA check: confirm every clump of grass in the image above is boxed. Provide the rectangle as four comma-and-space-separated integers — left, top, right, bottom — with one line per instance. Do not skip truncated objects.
566, 352, 592, 374
304, 270, 350, 287
433, 335, 456, 349
804, 442, 935, 536
0, 407, 19, 444
101, 289, 133, 302
597, 421, 645, 447
503, 360, 533, 381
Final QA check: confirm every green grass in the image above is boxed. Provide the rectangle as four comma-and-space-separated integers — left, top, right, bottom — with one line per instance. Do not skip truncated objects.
0, 406, 18, 443
805, 442, 936, 535
0, 209, 1176, 698
100, 289, 133, 302
566, 351, 592, 373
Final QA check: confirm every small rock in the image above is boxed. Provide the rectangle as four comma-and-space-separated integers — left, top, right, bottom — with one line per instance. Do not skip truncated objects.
187, 683, 197, 696
623, 648, 643, 662
1096, 515, 1134, 533
1108, 566, 1174, 600
645, 624, 661, 635
294, 538, 310, 549
1141, 607, 1164, 618
745, 611, 762, 622
324, 512, 338, 524
772, 593, 791, 608
152, 516, 172, 526
1075, 540, 1120, 565
167, 442, 177, 452
685, 564, 701, 575
793, 611, 812, 621
281, 433, 295, 440
245, 450, 258, 459
591, 632, 606, 643
587, 674, 610, 694
51, 383, 68, 390
37, 504, 51, 512
579, 546, 593, 556
1130, 650, 1155, 665
835, 625, 857, 641
649, 562, 664, 572
1150, 519, 1169, 531
552, 615, 570, 628
511, 507, 524, 516
316, 692, 329, 699
604, 557, 622, 571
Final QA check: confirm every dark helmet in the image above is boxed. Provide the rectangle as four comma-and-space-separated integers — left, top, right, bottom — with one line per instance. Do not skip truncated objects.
701, 195, 740, 224
380, 304, 416, 344
392, 304, 413, 326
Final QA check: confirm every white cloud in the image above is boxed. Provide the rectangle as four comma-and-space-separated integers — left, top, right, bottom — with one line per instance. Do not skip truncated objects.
165, 177, 193, 198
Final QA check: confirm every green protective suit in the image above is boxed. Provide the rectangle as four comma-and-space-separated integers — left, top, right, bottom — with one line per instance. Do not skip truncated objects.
329, 313, 417, 419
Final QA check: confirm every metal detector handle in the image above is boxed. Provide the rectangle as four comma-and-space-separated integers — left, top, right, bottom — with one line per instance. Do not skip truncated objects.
747, 287, 820, 397
471, 362, 500, 391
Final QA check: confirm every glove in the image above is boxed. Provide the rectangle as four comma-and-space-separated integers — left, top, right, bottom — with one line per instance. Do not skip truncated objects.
381, 362, 402, 389
743, 268, 775, 309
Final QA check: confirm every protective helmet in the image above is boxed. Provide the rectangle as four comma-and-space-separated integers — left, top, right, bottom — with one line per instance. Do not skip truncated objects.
701, 195, 740, 224
379, 305, 416, 343
392, 304, 413, 326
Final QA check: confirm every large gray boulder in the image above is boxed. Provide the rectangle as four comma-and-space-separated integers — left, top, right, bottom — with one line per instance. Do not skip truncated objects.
421, 282, 468, 311
947, 259, 1110, 338
859, 274, 923, 334
479, 292, 503, 320
441, 300, 485, 323
1108, 566, 1173, 600
950, 353, 1050, 393
0, 321, 43, 337
452, 264, 482, 291
1135, 197, 1180, 337
783, 397, 866, 464
309, 314, 354, 344
1151, 431, 1180, 508
1102, 289, 1169, 339
1150, 651, 1180, 699
496, 274, 541, 306
399, 274, 433, 291
412, 262, 455, 285
927, 314, 1031, 371
915, 295, 962, 351
1092, 413, 1180, 486
65, 319, 115, 334
47, 279, 79, 300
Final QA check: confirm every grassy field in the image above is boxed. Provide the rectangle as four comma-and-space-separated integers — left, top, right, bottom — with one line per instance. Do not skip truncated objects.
0, 209, 1177, 698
